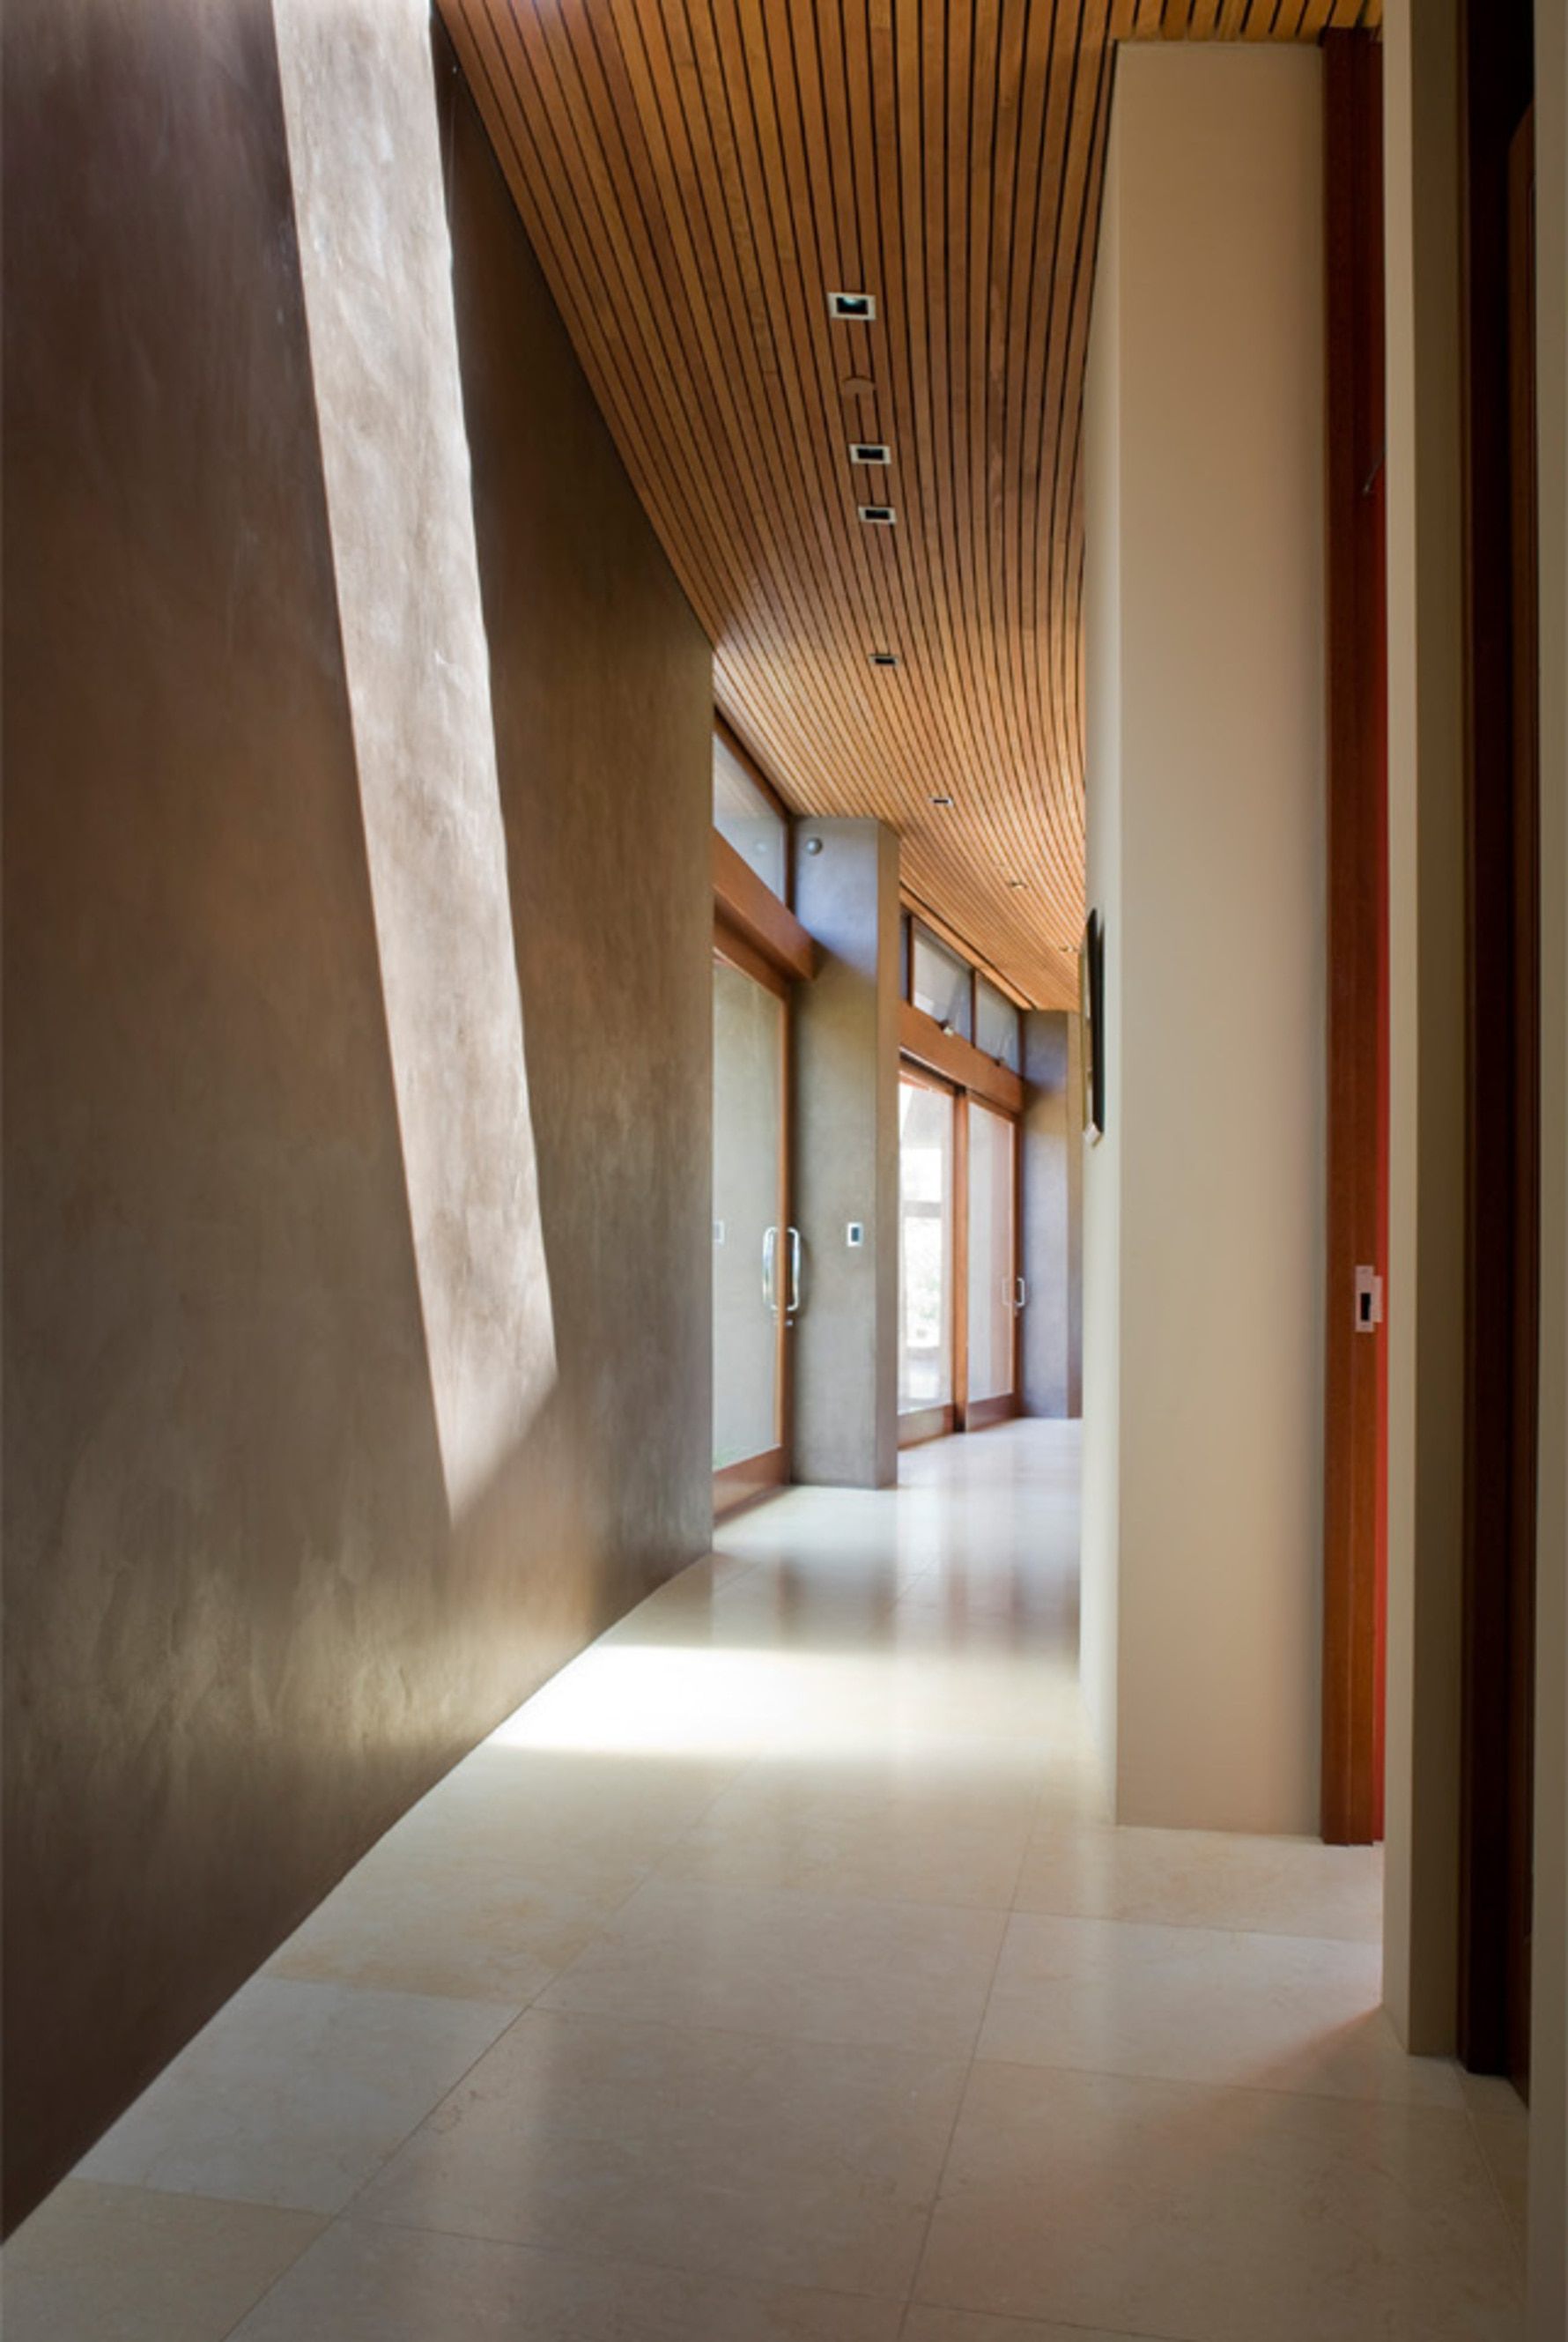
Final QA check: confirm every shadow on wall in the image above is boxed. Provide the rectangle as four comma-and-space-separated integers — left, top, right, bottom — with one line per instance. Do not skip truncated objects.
1, 0, 712, 2230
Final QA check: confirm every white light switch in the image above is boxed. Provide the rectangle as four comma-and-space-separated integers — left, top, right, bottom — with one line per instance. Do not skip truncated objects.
847, 1222, 865, 1249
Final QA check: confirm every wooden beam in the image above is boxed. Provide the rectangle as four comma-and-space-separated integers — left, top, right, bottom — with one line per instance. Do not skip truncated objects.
899, 999, 1024, 1116
713, 831, 821, 983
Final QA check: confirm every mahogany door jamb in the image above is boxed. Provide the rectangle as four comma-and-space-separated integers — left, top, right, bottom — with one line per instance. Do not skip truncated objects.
1320, 28, 1389, 1849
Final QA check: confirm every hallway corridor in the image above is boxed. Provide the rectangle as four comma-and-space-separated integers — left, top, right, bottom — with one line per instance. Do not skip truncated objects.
6, 1426, 1527, 2338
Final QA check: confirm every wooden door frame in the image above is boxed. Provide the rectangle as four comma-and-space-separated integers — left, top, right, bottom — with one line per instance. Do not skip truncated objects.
1320, 27, 1390, 1849
711, 930, 793, 1520
958, 1095, 1023, 1434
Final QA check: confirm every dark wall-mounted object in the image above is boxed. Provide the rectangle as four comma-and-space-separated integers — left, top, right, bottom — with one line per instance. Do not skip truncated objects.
1082, 909, 1106, 1139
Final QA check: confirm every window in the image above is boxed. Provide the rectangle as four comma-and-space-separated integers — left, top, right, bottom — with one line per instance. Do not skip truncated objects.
714, 733, 787, 900
910, 923, 973, 1039
974, 975, 1021, 1071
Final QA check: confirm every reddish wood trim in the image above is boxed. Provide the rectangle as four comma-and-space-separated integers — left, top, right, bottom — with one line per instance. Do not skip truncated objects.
965, 1393, 1019, 1433
777, 972, 795, 1476
713, 831, 821, 982
898, 1404, 954, 1449
898, 1056, 958, 1099
714, 916, 789, 999
1320, 29, 1388, 1849
899, 1001, 1025, 1115
1010, 1103, 1024, 1403
953, 1095, 971, 1427
713, 1446, 788, 1520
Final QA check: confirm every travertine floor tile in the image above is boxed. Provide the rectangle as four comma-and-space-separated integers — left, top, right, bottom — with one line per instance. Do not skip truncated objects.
541, 1877, 1006, 2055
358, 2005, 967, 2297
656, 1758, 1039, 1908
0, 2180, 322, 2342
78, 1976, 514, 2214
1015, 1816, 1382, 1940
230, 2219, 905, 2339
916, 2059, 1524, 2340
979, 1912, 1462, 2105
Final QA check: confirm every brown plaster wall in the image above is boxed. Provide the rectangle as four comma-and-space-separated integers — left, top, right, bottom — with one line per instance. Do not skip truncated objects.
2, 1, 712, 2227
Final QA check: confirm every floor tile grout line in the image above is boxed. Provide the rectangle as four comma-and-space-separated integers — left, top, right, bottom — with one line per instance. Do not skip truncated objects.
898, 1854, 1024, 2319
900, 2287, 1197, 2342
341, 2195, 911, 2306
211, 2209, 331, 2342
1461, 2101, 1532, 2266
953, 2042, 1478, 2116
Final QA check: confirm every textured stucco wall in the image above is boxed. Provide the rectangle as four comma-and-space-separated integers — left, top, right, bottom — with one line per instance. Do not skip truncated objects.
1021, 1012, 1084, 1419
790, 819, 901, 1487
1, 0, 712, 2227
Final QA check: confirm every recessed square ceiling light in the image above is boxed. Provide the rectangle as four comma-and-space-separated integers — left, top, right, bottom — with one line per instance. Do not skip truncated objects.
858, 504, 896, 525
849, 441, 891, 465
869, 650, 900, 668
829, 290, 876, 322
931, 793, 955, 807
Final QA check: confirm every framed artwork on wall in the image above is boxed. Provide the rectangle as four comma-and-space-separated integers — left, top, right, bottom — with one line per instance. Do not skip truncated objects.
1081, 908, 1106, 1140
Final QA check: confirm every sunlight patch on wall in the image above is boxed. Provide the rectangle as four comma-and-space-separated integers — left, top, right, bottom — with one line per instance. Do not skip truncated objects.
275, 0, 555, 1518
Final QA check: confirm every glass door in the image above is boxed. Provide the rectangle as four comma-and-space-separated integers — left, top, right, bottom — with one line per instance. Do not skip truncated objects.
965, 1101, 1020, 1427
713, 952, 788, 1509
898, 1071, 957, 1442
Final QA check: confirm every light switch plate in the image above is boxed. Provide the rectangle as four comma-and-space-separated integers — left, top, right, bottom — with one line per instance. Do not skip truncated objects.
847, 1221, 865, 1248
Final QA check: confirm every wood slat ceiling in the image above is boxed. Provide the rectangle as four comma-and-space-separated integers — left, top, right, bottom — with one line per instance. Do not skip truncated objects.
442, 0, 1382, 1009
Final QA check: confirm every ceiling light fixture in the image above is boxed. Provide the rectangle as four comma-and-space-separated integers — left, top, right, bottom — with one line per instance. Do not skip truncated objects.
857, 504, 896, 525
869, 650, 900, 669
930, 793, 954, 808
828, 290, 876, 322
849, 441, 891, 466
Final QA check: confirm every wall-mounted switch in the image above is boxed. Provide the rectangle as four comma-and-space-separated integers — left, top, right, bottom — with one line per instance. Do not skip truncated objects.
847, 1222, 865, 1249
714, 1220, 726, 1245
1354, 1265, 1383, 1331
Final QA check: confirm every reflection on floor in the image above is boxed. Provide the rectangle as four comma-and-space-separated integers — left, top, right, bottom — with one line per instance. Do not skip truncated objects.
5, 1422, 1528, 2339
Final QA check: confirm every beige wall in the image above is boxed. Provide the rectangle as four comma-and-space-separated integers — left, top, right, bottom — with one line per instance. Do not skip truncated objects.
2, 1, 713, 2227
1529, 1, 1568, 2330
1081, 44, 1327, 1834
1079, 107, 1123, 1792
1379, 0, 1469, 2060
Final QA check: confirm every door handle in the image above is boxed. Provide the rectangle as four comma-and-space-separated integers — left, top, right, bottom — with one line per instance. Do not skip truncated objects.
786, 1226, 802, 1320
762, 1225, 779, 1313
1013, 1275, 1026, 1311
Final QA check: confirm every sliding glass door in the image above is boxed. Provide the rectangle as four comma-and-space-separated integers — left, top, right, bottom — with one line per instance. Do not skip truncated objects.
898, 1071, 957, 1440
965, 1100, 1020, 1427
713, 953, 788, 1508
899, 1071, 1020, 1446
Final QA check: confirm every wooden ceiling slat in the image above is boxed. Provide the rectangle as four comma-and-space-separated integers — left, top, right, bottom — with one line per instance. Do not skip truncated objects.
444, 0, 1380, 1007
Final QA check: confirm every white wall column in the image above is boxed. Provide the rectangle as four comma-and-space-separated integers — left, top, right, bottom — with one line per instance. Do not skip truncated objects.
1081, 43, 1328, 1835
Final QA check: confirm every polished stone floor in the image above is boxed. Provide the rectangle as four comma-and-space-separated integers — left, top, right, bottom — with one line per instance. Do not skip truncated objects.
4, 1423, 1528, 2338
